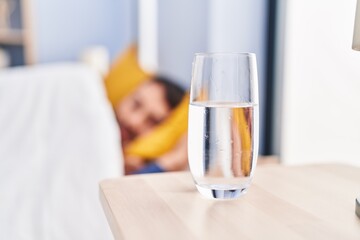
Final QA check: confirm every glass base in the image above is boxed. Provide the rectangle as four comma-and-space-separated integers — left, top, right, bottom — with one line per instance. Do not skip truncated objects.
196, 184, 248, 200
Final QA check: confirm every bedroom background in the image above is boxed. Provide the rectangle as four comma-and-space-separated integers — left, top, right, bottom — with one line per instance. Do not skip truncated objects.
0, 0, 272, 154
0, 0, 271, 239
1, 0, 359, 239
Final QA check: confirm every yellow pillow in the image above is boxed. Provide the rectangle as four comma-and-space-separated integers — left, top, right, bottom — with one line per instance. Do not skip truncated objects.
125, 94, 188, 159
104, 44, 188, 160
105, 44, 151, 106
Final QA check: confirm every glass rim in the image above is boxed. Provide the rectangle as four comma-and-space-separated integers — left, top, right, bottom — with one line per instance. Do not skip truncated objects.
194, 52, 256, 57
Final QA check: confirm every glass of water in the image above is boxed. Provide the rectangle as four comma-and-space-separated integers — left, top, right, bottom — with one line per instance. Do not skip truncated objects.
188, 52, 259, 199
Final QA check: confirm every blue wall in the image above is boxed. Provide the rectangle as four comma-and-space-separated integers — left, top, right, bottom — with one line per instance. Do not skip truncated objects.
32, 0, 135, 63
208, 0, 268, 154
158, 0, 209, 89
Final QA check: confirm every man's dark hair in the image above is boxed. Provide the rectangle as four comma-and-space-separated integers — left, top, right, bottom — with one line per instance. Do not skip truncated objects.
152, 75, 185, 109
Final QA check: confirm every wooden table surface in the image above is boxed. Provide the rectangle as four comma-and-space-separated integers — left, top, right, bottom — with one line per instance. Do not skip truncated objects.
99, 164, 360, 240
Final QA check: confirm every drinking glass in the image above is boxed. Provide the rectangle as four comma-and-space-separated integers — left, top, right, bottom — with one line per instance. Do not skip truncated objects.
188, 52, 259, 199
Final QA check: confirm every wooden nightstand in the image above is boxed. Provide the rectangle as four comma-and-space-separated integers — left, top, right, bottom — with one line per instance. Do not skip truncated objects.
100, 164, 360, 240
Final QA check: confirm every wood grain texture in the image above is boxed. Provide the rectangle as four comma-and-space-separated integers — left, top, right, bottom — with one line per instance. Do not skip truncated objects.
100, 164, 360, 240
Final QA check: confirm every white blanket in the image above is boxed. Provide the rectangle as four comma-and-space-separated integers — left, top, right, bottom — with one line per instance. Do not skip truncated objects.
0, 63, 123, 239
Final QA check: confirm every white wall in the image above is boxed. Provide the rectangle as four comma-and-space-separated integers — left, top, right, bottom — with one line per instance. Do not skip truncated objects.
139, 0, 158, 73
279, 0, 360, 166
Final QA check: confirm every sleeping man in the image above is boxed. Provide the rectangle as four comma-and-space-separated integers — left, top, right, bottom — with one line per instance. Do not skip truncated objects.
114, 76, 188, 174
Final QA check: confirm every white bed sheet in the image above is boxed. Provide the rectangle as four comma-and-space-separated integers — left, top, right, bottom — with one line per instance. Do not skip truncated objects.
0, 63, 123, 239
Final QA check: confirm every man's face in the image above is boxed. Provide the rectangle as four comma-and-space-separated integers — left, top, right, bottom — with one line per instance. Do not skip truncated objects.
115, 81, 170, 144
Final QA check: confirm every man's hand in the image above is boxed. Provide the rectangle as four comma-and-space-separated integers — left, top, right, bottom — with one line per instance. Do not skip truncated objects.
124, 155, 145, 175
156, 134, 188, 171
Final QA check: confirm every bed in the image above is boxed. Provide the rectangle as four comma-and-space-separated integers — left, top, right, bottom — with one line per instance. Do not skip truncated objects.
0, 62, 123, 239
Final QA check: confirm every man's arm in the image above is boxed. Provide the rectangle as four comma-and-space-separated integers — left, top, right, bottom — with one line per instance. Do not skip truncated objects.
131, 134, 188, 174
